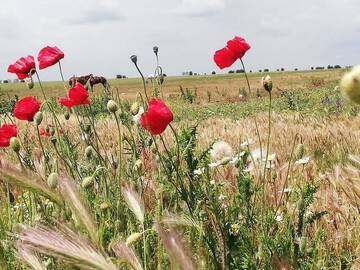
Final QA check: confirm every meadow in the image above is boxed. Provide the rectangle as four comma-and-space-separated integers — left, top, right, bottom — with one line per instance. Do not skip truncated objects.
1, 48, 360, 270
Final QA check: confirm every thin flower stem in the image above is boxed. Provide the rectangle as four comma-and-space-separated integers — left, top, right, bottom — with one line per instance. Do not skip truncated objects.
262, 92, 272, 183
134, 63, 149, 102
240, 59, 251, 94
143, 223, 147, 270
58, 61, 68, 92
114, 113, 123, 180
36, 125, 50, 174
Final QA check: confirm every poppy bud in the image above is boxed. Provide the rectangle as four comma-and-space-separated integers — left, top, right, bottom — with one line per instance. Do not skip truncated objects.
51, 137, 57, 144
262, 75, 273, 93
294, 143, 305, 160
85, 146, 93, 159
107, 100, 119, 113
45, 126, 50, 133
130, 55, 137, 64
130, 102, 140, 116
64, 111, 70, 120
340, 65, 360, 104
50, 127, 55, 136
84, 124, 91, 133
47, 172, 59, 189
25, 77, 34, 89
82, 176, 94, 188
100, 202, 110, 210
34, 112, 43, 126
134, 159, 143, 170
10, 137, 20, 153
153, 46, 159, 55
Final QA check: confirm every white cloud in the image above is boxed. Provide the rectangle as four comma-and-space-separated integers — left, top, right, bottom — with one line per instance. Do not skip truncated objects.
174, 0, 225, 17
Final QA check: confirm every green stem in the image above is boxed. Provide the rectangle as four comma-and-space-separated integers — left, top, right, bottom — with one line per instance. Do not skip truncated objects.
240, 59, 251, 94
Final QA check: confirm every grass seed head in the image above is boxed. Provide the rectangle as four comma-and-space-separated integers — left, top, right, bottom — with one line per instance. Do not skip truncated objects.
10, 137, 21, 153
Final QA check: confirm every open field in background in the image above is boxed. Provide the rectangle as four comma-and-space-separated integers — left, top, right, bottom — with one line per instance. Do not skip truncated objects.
0, 69, 347, 102
2, 67, 360, 269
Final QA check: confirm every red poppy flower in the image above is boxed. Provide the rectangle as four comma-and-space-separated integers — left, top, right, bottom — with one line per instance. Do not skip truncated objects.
59, 83, 90, 108
0, 124, 17, 147
140, 99, 173, 135
7, 56, 36, 79
214, 36, 251, 69
38, 46, 64, 70
14, 96, 41, 121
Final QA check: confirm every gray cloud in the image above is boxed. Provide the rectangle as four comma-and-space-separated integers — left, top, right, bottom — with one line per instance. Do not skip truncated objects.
67, 9, 125, 25
0, 0, 359, 81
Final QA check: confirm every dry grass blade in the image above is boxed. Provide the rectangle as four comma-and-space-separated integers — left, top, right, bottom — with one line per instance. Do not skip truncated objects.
155, 223, 197, 270
122, 185, 145, 224
0, 160, 63, 206
17, 224, 117, 270
16, 242, 46, 270
58, 175, 99, 245
112, 241, 143, 270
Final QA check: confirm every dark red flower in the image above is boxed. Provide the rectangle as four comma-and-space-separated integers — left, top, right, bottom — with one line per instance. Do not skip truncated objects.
14, 96, 41, 121
7, 56, 36, 79
38, 46, 64, 70
59, 83, 90, 108
39, 127, 51, 138
0, 124, 17, 147
140, 99, 173, 135
214, 36, 251, 69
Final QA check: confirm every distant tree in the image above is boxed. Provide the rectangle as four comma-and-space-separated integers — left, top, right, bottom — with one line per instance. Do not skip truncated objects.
334, 65, 341, 69
327, 65, 333, 69
228, 70, 235, 74
163, 74, 167, 77
249, 70, 252, 73
122, 75, 127, 78
211, 71, 216, 75
264, 69, 269, 72
3, 80, 9, 83
311, 67, 314, 70
189, 71, 193, 76
281, 68, 285, 71
276, 69, 280, 72
258, 70, 262, 73
315, 66, 325, 70
116, 75, 122, 79
294, 68, 298, 71
235, 69, 245, 73
194, 73, 198, 76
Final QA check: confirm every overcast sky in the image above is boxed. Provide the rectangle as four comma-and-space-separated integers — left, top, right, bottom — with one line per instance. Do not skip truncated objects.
0, 0, 359, 81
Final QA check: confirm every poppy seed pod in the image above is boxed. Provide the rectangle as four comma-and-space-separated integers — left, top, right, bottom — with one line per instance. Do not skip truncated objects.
25, 77, 34, 89
262, 75, 273, 92
82, 176, 94, 188
34, 111, 43, 126
10, 137, 20, 153
107, 100, 119, 114
340, 65, 360, 104
64, 111, 70, 120
130, 55, 137, 64
153, 46, 159, 55
85, 146, 93, 159
130, 102, 140, 116
47, 172, 59, 189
